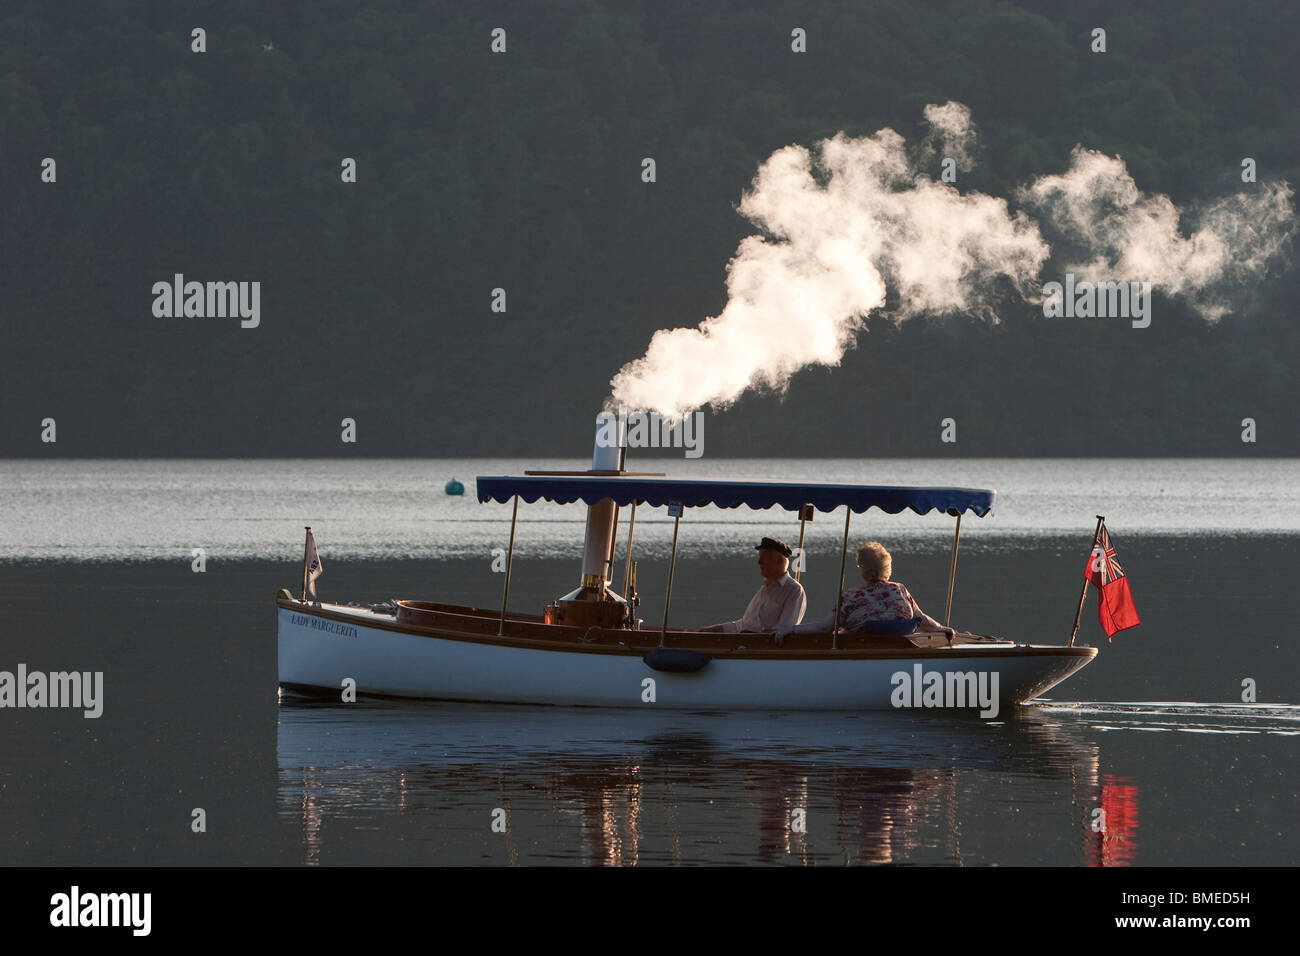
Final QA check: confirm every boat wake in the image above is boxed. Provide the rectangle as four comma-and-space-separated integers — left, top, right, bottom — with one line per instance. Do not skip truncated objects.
1034, 701, 1300, 735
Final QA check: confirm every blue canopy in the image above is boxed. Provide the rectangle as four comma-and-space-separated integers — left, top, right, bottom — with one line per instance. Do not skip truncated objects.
476, 475, 995, 517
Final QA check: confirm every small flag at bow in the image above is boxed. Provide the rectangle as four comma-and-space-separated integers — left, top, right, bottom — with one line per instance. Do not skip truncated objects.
304, 528, 323, 600
1083, 521, 1139, 639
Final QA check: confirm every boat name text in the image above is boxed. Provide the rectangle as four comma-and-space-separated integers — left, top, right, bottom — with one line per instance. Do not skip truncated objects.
290, 614, 359, 638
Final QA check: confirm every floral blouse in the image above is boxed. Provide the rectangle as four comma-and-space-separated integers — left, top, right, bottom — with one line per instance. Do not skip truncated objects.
836, 581, 919, 631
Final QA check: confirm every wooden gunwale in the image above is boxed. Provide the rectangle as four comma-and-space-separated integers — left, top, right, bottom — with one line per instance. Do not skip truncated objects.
277, 593, 1096, 663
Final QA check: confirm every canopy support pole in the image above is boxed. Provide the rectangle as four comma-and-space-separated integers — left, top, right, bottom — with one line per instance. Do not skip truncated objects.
794, 503, 813, 583
605, 503, 620, 584
497, 495, 519, 637
659, 508, 682, 647
943, 513, 962, 627
831, 508, 851, 650
622, 502, 637, 601
1069, 515, 1106, 646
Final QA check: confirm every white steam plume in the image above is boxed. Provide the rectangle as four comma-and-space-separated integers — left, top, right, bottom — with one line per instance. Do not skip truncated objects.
1019, 147, 1296, 319
610, 105, 1295, 419
921, 100, 976, 171
610, 116, 1047, 419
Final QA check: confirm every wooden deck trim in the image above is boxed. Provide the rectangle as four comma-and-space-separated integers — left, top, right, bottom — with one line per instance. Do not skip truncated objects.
276, 593, 1097, 662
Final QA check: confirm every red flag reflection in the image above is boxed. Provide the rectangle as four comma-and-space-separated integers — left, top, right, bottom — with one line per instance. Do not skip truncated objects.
1085, 774, 1139, 866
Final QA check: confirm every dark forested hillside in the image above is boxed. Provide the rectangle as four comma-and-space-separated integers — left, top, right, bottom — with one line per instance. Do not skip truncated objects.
1, 0, 1296, 456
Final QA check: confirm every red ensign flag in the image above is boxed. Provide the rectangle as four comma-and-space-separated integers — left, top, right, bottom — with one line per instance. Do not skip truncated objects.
1083, 522, 1140, 639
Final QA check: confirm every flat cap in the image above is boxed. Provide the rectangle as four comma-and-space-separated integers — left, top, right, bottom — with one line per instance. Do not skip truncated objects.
755, 536, 793, 558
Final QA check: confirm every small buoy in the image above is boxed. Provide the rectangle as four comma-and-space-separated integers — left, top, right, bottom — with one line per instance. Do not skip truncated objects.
445, 478, 464, 496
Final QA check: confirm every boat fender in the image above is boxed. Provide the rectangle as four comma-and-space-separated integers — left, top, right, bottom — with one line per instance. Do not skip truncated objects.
643, 648, 711, 673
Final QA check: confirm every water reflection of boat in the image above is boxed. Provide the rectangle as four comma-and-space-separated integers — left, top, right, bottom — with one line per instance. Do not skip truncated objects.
277, 700, 1106, 865
278, 422, 1095, 711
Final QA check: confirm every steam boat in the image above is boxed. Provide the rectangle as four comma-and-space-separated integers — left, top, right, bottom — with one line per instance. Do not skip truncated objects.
277, 423, 1096, 712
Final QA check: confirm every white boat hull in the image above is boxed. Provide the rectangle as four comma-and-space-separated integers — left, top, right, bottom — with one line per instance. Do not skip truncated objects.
277, 601, 1095, 715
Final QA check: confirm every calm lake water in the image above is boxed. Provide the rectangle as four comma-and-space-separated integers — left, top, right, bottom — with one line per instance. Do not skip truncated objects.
1, 457, 1298, 561
0, 459, 1295, 865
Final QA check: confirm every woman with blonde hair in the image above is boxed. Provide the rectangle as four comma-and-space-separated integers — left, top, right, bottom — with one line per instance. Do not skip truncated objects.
779, 540, 954, 640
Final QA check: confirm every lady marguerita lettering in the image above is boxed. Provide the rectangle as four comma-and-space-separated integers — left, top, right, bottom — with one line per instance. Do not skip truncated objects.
289, 614, 359, 638
0, 664, 103, 718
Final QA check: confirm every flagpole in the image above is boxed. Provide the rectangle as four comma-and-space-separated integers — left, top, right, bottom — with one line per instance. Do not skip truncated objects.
300, 526, 311, 603
1069, 515, 1105, 646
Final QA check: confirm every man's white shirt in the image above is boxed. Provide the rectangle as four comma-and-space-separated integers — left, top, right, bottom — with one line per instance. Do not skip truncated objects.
720, 573, 807, 633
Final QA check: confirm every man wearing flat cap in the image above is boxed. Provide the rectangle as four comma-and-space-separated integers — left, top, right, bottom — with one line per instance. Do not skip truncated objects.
701, 537, 807, 635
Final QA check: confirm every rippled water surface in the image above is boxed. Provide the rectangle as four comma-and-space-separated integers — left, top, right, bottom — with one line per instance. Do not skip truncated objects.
2, 458, 1297, 560
275, 698, 1298, 865
0, 460, 1295, 865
